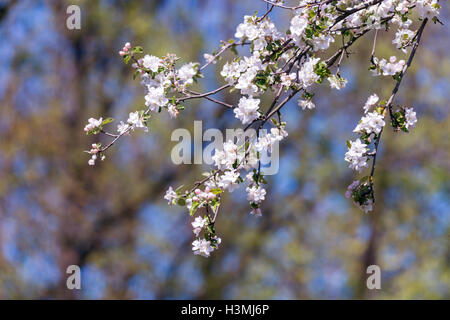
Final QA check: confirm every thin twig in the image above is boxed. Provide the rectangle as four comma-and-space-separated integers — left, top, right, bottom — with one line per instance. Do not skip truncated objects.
368, 18, 428, 201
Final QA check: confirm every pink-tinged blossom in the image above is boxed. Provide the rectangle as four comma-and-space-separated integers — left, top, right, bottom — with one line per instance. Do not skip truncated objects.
192, 239, 214, 258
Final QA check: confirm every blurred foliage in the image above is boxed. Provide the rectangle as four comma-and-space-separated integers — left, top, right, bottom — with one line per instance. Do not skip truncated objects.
0, 0, 448, 299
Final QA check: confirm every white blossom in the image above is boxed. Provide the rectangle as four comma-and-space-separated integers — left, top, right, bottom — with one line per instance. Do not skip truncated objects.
353, 111, 385, 135
117, 121, 129, 134
254, 125, 287, 153
235, 16, 261, 41
167, 104, 179, 119
203, 53, 216, 64
250, 208, 262, 217
363, 94, 379, 113
164, 186, 177, 205
298, 99, 315, 110
361, 199, 373, 213
280, 73, 297, 88
212, 140, 238, 170
254, 132, 273, 153
218, 170, 240, 192
290, 14, 308, 39
234, 96, 260, 125
416, 0, 440, 18
142, 55, 161, 72
220, 60, 247, 84
345, 139, 369, 172
142, 72, 171, 89
404, 107, 417, 130
298, 57, 320, 88
145, 86, 168, 112
177, 62, 198, 86
192, 216, 208, 236
327, 75, 347, 90
392, 29, 415, 53
246, 185, 266, 204
235, 68, 260, 96
270, 126, 288, 141
84, 117, 102, 133
127, 111, 148, 132
312, 34, 335, 52
371, 56, 405, 76
192, 239, 214, 257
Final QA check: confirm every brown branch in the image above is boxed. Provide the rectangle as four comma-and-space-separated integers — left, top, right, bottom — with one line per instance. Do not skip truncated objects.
368, 18, 428, 201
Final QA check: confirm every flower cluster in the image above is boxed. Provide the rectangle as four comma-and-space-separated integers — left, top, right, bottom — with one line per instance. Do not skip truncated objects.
86, 143, 105, 166
234, 96, 261, 125
298, 93, 315, 110
363, 94, 379, 113
192, 237, 221, 258
118, 42, 131, 56
416, 0, 440, 18
190, 215, 222, 257
390, 105, 418, 132
371, 56, 406, 76
164, 184, 223, 257
328, 74, 348, 90
345, 139, 369, 173
84, 117, 103, 133
345, 180, 373, 214
353, 111, 386, 136
404, 107, 418, 129
393, 29, 416, 52
246, 184, 266, 216
254, 123, 288, 153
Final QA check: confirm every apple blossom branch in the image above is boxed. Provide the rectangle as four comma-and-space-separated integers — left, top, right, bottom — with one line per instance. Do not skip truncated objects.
83, 0, 441, 257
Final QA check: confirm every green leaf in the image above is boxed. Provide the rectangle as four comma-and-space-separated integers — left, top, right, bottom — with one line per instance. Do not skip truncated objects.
211, 199, 220, 212
101, 117, 114, 126
209, 188, 223, 195
132, 46, 144, 54
250, 202, 259, 209
359, 176, 369, 183
86, 128, 102, 135
189, 201, 200, 216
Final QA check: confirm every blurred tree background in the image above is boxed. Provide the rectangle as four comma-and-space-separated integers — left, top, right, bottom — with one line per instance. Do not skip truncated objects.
0, 0, 448, 299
